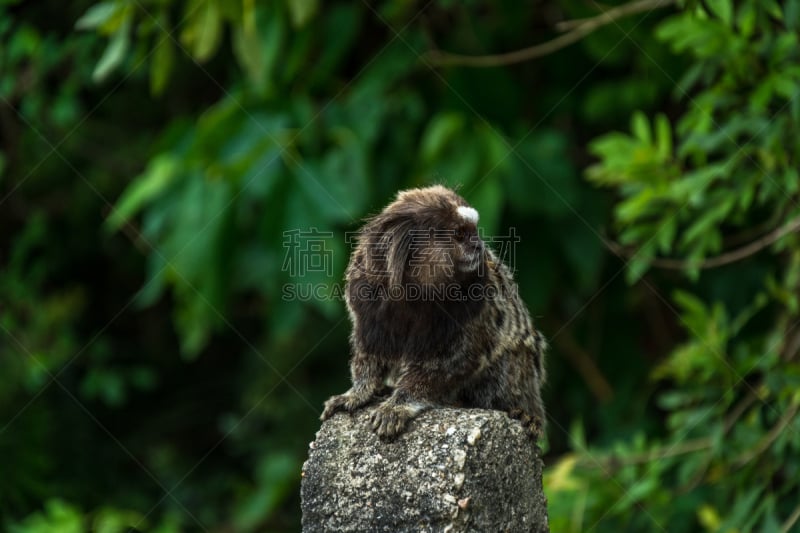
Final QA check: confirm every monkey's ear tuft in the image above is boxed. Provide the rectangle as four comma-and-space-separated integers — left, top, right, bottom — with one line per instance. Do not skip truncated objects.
457, 206, 479, 224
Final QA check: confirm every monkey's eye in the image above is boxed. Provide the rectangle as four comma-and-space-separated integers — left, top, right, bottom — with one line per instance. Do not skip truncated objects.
455, 228, 466, 241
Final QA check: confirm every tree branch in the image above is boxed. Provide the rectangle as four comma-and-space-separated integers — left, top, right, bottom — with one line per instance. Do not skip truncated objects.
605, 214, 800, 271
424, 0, 675, 68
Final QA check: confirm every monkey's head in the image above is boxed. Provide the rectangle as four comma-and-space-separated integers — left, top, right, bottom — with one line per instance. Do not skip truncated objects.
355, 185, 486, 288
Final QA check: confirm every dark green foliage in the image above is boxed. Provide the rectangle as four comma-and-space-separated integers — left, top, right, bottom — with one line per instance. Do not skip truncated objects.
2, 0, 799, 531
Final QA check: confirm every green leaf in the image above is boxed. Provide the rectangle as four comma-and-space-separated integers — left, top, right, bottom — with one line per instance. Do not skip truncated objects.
75, 2, 120, 31
706, 0, 733, 25
736, 1, 757, 36
656, 216, 677, 254
290, 137, 368, 224
625, 247, 654, 284
631, 111, 651, 144
680, 195, 734, 248
232, 5, 285, 93
105, 154, 180, 231
166, 175, 235, 357
92, 18, 130, 82
80, 368, 126, 407
673, 290, 707, 321
11, 500, 85, 533
569, 418, 587, 450
697, 505, 722, 531
234, 453, 298, 530
150, 29, 174, 96
286, 0, 318, 28
656, 15, 730, 57
242, 0, 256, 34
615, 476, 658, 510
654, 114, 673, 162
93, 508, 148, 533
586, 135, 638, 185
420, 112, 465, 164
787, 0, 800, 31
181, 0, 222, 62
764, 0, 784, 20
616, 188, 656, 225
719, 486, 764, 531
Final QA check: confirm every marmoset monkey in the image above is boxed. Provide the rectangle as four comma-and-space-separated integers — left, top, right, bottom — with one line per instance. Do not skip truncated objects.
321, 185, 547, 440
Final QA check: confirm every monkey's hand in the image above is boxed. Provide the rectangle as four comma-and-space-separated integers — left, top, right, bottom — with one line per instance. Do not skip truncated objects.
369, 398, 430, 440
321, 386, 380, 421
369, 403, 413, 440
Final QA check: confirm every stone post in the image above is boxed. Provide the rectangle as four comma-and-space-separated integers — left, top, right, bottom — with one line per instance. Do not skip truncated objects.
301, 407, 549, 532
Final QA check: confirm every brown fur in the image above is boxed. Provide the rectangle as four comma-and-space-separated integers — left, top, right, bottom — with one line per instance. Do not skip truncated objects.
321, 185, 547, 440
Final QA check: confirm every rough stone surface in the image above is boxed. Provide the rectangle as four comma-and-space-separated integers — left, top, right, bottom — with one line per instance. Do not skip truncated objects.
301, 407, 549, 532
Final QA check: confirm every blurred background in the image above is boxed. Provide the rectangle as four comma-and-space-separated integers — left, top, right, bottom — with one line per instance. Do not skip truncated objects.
2, 0, 800, 531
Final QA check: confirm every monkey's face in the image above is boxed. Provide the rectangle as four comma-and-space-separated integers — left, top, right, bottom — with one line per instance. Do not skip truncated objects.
410, 209, 485, 283
358, 186, 486, 288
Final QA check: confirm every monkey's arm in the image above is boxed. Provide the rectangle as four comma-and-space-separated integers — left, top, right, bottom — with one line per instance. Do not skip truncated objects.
456, 336, 547, 440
